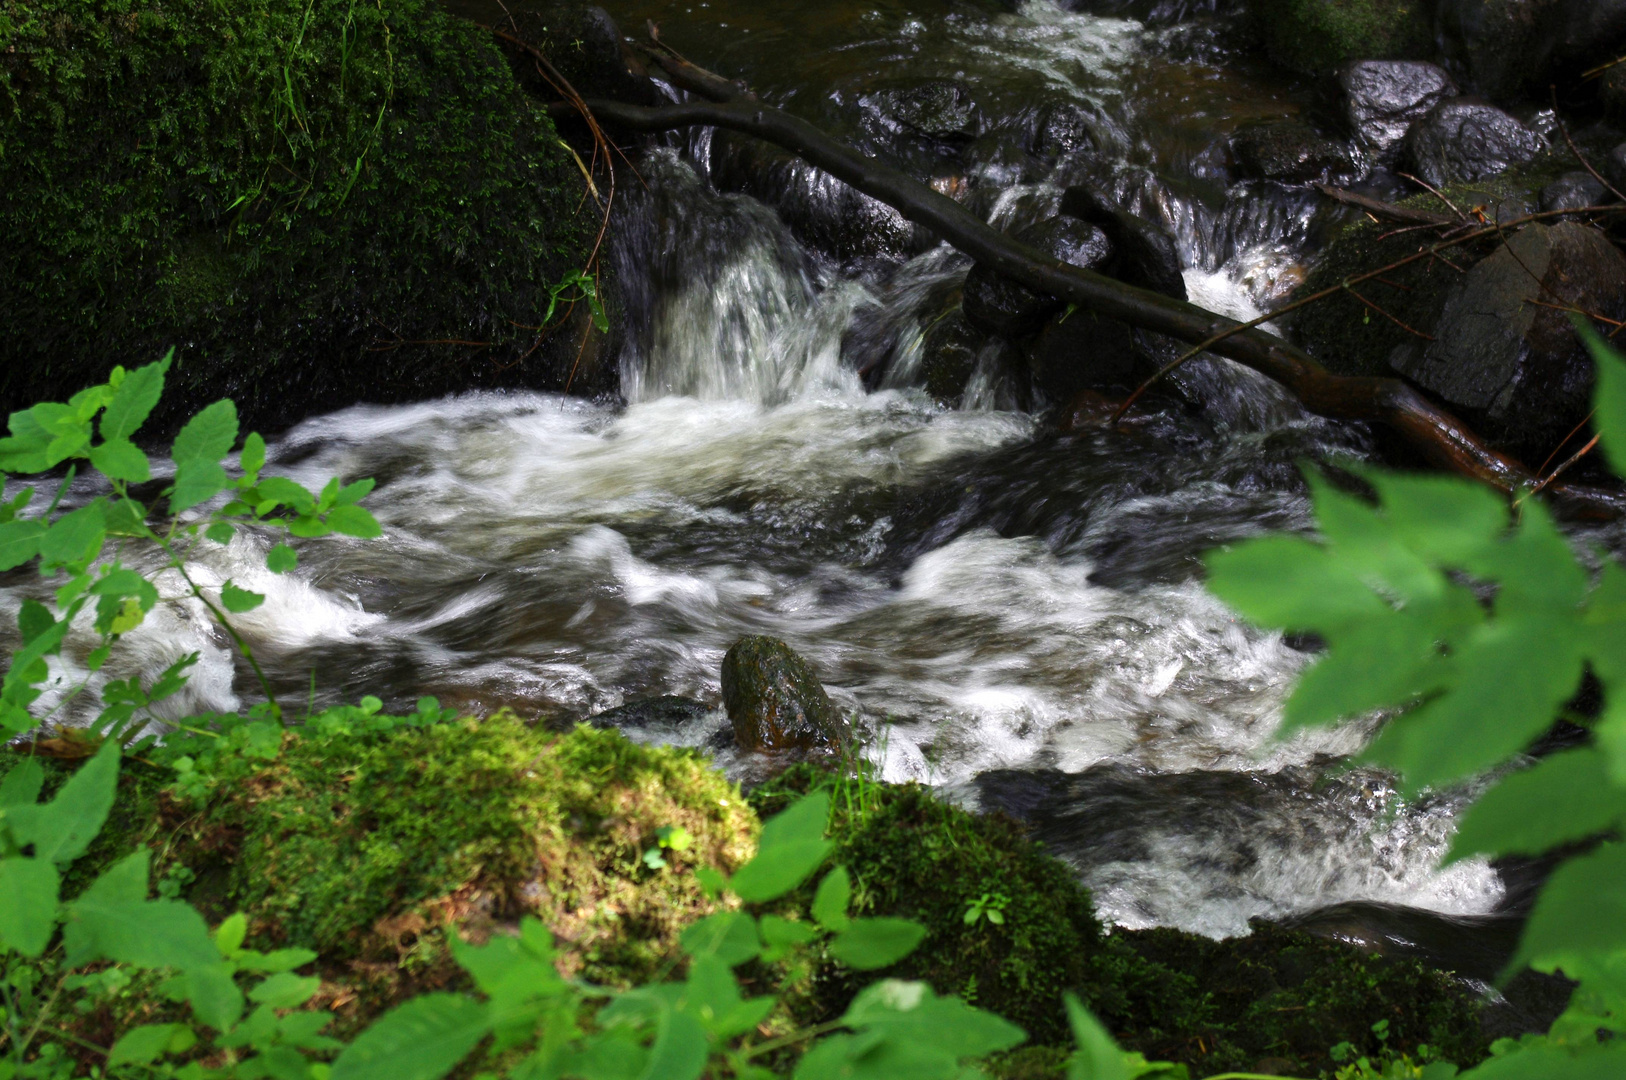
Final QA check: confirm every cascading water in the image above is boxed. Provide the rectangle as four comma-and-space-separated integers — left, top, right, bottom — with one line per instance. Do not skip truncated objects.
2, 0, 1518, 949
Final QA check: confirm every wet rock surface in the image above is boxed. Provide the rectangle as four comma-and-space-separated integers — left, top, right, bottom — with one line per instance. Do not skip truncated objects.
963, 217, 1114, 337
1058, 185, 1188, 300
588, 695, 712, 731
1608, 144, 1626, 197
504, 4, 658, 105
1249, 0, 1432, 76
720, 636, 844, 752
1229, 121, 1357, 184
1392, 221, 1626, 454
864, 80, 982, 146
1540, 172, 1608, 215
1437, 0, 1626, 101
919, 308, 987, 407
1338, 60, 1457, 161
1403, 100, 1544, 188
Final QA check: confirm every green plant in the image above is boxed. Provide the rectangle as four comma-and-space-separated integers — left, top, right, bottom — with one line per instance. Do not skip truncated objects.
1200, 318, 1626, 1079
964, 893, 1010, 928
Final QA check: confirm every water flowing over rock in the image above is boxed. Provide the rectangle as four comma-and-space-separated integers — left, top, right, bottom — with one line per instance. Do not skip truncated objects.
1403, 100, 1544, 188
1058, 185, 1188, 300
721, 637, 845, 753
1337, 60, 1457, 162
1228, 121, 1358, 185
963, 217, 1115, 337
1391, 222, 1626, 454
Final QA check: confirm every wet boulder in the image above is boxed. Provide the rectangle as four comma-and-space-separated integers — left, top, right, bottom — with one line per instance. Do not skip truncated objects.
503, 4, 659, 105
589, 696, 712, 731
1391, 222, 1626, 454
1337, 61, 1457, 162
1059, 185, 1188, 300
1228, 121, 1358, 184
865, 80, 982, 146
1608, 145, 1626, 197
709, 133, 926, 264
1028, 99, 1109, 159
1436, 0, 1626, 102
1603, 66, 1626, 127
721, 637, 845, 753
1540, 173, 1609, 215
1249, 0, 1432, 77
1402, 100, 1544, 189
919, 309, 988, 407
963, 217, 1114, 337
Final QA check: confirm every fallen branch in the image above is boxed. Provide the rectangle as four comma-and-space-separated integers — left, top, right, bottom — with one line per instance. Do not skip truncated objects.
553, 89, 1626, 517
1313, 184, 1456, 227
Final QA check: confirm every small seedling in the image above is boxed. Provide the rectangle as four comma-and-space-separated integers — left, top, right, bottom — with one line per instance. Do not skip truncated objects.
641, 823, 693, 870
963, 891, 1009, 927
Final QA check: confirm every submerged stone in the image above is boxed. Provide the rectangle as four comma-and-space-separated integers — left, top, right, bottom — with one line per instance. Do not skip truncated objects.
721, 636, 845, 752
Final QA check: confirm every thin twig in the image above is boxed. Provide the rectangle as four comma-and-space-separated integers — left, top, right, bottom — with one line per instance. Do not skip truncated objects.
1345, 287, 1435, 340
1553, 91, 1626, 205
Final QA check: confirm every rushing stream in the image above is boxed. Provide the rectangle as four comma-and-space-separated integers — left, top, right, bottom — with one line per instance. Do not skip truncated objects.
4, 0, 1521, 953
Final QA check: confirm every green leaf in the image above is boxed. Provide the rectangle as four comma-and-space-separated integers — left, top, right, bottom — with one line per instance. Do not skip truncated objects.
1065, 994, 1130, 1080
240, 432, 267, 483
0, 756, 44, 808
0, 518, 46, 571
811, 865, 852, 932
729, 791, 832, 902
1575, 316, 1626, 478
638, 1008, 707, 1080
266, 544, 298, 574
221, 581, 266, 614
1363, 615, 1584, 791
171, 459, 231, 514
215, 912, 248, 956
252, 477, 317, 516
107, 1023, 189, 1067
1456, 1041, 1626, 1079
330, 993, 490, 1080
0, 857, 60, 956
1513, 843, 1626, 976
173, 399, 239, 468
1360, 469, 1509, 566
829, 918, 927, 970
1205, 535, 1387, 632
326, 504, 382, 539
187, 961, 246, 1031
1449, 749, 1626, 862
63, 850, 222, 972
249, 972, 321, 1009
334, 478, 375, 506
796, 979, 1025, 1080
89, 438, 151, 483
7, 739, 120, 863
452, 922, 565, 1014
1280, 613, 1451, 734
206, 521, 235, 545
101, 354, 171, 443
759, 914, 819, 958
235, 947, 319, 974
38, 501, 107, 571
679, 910, 761, 967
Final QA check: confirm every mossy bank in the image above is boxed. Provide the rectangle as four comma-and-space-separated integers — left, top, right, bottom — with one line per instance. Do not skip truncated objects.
15, 718, 1496, 1077
0, 0, 609, 434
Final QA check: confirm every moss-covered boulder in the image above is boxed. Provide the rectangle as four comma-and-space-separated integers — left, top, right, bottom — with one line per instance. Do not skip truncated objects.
0, 0, 604, 434
157, 715, 756, 991
1249, 0, 1433, 77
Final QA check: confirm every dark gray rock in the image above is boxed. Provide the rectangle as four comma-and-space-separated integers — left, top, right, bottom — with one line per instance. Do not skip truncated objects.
720, 636, 845, 753
1540, 172, 1608, 215
505, 5, 658, 106
590, 696, 711, 730
1403, 100, 1543, 188
1608, 145, 1626, 198
1229, 121, 1357, 184
1337, 61, 1457, 161
1393, 222, 1626, 453
963, 217, 1114, 337
1030, 100, 1104, 159
1025, 308, 1145, 404
919, 309, 987, 406
1603, 66, 1626, 127
1436, 0, 1626, 101
867, 81, 981, 144
1058, 185, 1188, 300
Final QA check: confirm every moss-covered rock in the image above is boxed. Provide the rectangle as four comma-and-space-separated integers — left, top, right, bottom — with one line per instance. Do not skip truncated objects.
0, 0, 604, 434
1249, 0, 1433, 77
159, 716, 756, 990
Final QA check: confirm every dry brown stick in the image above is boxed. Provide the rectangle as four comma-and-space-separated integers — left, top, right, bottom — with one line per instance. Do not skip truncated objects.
1314, 184, 1455, 227
562, 94, 1626, 517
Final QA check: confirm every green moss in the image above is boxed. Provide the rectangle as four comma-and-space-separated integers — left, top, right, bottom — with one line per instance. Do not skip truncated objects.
0, 0, 601, 433
1250, 0, 1432, 76
752, 766, 1110, 1045
162, 717, 757, 988
1101, 924, 1488, 1076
